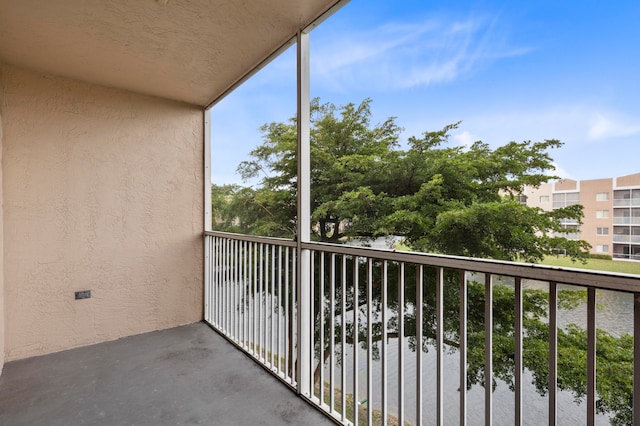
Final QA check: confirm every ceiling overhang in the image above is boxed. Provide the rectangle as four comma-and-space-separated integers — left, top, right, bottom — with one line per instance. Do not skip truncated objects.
0, 0, 343, 106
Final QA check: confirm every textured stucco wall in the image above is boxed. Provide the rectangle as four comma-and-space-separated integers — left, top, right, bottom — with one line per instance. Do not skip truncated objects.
0, 74, 4, 373
1, 64, 203, 361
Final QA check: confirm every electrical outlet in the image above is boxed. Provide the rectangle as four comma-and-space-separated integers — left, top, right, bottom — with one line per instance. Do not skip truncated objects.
75, 290, 91, 300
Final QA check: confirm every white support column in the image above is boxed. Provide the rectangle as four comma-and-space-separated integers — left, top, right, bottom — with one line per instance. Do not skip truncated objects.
204, 110, 212, 232
296, 29, 312, 397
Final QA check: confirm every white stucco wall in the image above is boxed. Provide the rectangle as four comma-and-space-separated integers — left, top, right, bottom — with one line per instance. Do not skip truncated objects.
1, 64, 204, 361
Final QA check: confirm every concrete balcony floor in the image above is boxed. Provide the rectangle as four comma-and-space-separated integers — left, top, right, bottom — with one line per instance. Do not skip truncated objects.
0, 322, 333, 426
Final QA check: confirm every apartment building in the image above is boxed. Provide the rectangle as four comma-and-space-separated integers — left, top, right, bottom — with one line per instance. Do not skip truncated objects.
523, 173, 640, 261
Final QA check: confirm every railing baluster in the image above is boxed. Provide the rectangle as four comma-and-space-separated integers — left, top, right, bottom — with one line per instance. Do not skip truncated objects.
224, 237, 229, 334
634, 293, 640, 426
353, 256, 359, 426
587, 287, 596, 426
382, 260, 388, 426
367, 258, 373, 426
278, 246, 283, 375
253, 242, 257, 355
515, 277, 523, 426
549, 282, 558, 426
398, 262, 405, 426
460, 270, 467, 426
310, 251, 315, 396
256, 243, 266, 361
320, 252, 325, 406
341, 255, 347, 423
284, 246, 290, 380
485, 273, 493, 426
436, 267, 444, 426
271, 244, 276, 369
416, 265, 424, 426
234, 239, 239, 343
330, 253, 336, 414
244, 241, 248, 349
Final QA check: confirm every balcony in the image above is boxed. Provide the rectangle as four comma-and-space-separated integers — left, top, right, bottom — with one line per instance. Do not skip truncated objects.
613, 217, 640, 225
614, 198, 640, 207
2, 2, 640, 425
205, 231, 640, 425
613, 235, 640, 244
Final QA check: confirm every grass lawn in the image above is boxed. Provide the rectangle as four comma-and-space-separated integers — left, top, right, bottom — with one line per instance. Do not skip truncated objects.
541, 256, 640, 276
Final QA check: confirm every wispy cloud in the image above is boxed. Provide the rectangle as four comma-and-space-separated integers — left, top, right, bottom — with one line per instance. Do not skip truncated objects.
587, 112, 640, 140
311, 14, 530, 92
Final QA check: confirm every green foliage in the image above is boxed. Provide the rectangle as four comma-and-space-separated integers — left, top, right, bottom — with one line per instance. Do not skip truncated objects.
213, 97, 590, 262
589, 253, 613, 260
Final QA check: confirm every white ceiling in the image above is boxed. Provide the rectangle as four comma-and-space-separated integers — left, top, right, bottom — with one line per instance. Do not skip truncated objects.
0, 0, 341, 106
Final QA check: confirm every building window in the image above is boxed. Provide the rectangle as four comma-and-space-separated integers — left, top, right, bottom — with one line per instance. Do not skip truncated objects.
596, 192, 610, 201
539, 195, 550, 202
596, 244, 609, 253
517, 195, 527, 205
596, 210, 609, 219
596, 227, 609, 235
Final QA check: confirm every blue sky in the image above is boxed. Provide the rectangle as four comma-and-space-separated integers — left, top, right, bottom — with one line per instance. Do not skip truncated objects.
211, 0, 640, 185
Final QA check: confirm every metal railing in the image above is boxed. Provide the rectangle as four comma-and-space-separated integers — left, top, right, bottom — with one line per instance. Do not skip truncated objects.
613, 217, 640, 225
613, 198, 640, 207
613, 235, 640, 244
205, 231, 640, 425
204, 232, 298, 385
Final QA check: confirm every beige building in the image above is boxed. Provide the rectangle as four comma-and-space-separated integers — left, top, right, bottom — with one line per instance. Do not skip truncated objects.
523, 173, 640, 260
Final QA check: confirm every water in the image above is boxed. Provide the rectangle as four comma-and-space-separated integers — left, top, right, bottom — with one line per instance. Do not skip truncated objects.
237, 275, 635, 425
319, 280, 634, 425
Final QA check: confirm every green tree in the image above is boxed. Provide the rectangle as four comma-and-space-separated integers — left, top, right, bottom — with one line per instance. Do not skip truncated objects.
212, 99, 635, 424
216, 97, 589, 262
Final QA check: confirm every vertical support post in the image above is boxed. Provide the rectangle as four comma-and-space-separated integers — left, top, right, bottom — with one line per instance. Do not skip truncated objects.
296, 29, 312, 397
203, 110, 212, 231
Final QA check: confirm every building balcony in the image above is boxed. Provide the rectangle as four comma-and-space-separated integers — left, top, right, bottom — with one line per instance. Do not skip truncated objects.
614, 198, 640, 207
613, 217, 640, 225
613, 235, 640, 244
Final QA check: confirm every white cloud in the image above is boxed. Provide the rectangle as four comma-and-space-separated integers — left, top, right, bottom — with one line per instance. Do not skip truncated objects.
452, 130, 478, 148
587, 113, 640, 140
311, 14, 530, 92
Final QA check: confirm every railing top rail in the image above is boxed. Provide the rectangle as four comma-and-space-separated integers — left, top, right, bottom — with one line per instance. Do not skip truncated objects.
203, 231, 640, 292
300, 241, 640, 293
204, 230, 298, 247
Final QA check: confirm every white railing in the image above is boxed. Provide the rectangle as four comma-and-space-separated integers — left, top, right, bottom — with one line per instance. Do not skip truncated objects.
613, 198, 640, 207
613, 217, 640, 225
613, 235, 640, 244
204, 232, 298, 385
205, 231, 640, 426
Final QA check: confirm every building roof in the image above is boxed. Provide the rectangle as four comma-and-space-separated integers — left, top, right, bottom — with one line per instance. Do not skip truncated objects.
0, 0, 341, 106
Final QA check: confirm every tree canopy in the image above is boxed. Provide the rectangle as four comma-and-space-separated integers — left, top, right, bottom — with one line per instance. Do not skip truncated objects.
213, 97, 590, 262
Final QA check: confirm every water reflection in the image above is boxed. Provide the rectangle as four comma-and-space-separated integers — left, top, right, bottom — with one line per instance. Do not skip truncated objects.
235, 250, 634, 425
